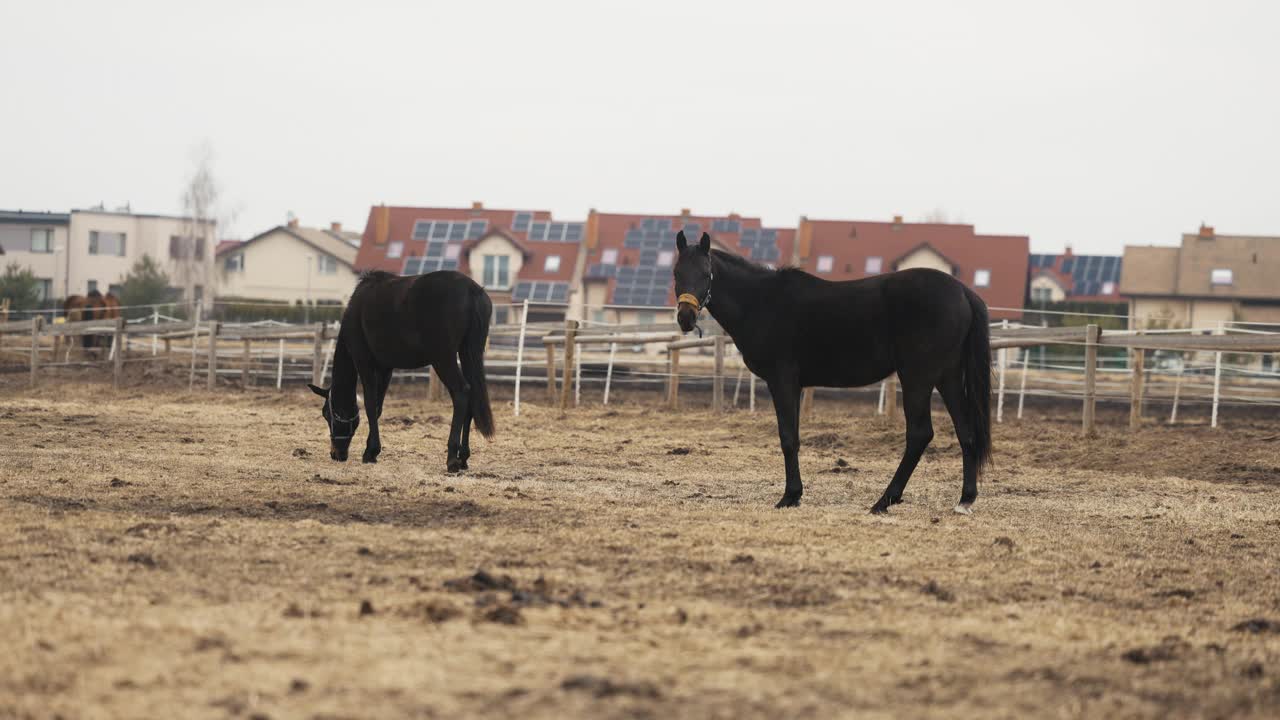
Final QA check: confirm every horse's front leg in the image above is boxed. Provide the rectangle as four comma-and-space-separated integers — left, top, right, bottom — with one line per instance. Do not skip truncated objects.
359, 367, 383, 464
765, 372, 803, 508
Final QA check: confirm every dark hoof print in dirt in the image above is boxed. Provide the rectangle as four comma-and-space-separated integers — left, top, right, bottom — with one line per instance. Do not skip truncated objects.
775, 495, 802, 509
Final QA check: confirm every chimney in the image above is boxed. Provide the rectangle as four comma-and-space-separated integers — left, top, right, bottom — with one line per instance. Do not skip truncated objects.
680, 208, 691, 217
471, 201, 484, 210
892, 214, 904, 225
1198, 223, 1214, 239
1063, 245, 1074, 257
287, 217, 299, 229
330, 221, 342, 233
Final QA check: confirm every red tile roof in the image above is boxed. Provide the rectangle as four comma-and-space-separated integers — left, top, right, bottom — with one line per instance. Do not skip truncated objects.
798, 219, 1029, 320
353, 205, 580, 285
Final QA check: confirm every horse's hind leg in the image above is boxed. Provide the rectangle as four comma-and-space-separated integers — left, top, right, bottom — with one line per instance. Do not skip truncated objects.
937, 370, 979, 514
432, 359, 469, 473
870, 377, 934, 514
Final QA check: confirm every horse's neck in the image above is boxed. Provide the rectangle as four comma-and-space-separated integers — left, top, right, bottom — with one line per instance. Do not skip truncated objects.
707, 255, 771, 341
330, 339, 359, 414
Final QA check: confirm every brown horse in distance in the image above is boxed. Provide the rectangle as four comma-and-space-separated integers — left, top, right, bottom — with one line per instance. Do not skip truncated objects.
60, 290, 122, 360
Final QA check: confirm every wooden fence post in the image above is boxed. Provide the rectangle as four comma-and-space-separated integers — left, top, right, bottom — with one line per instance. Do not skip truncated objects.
1128, 348, 1146, 429
1082, 323, 1099, 437
713, 335, 726, 412
545, 343, 557, 403
242, 338, 252, 388
112, 316, 126, 389
667, 348, 680, 410
30, 316, 42, 387
311, 324, 324, 387
206, 321, 220, 390
559, 320, 578, 411
884, 374, 898, 418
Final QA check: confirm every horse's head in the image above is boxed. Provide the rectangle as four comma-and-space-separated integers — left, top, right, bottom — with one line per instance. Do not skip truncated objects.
673, 230, 713, 333
308, 383, 359, 461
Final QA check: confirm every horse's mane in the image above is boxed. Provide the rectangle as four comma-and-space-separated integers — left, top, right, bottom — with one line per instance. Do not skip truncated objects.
357, 269, 396, 287
711, 249, 799, 277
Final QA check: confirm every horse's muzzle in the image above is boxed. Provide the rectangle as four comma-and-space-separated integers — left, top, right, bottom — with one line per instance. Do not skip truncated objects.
331, 442, 348, 462
676, 304, 699, 333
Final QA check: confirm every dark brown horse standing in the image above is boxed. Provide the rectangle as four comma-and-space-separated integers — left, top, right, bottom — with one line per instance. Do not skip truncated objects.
308, 270, 495, 471
61, 290, 121, 359
671, 230, 992, 515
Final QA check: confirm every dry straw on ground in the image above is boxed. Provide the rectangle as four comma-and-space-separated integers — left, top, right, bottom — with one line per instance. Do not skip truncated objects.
1, 379, 1278, 719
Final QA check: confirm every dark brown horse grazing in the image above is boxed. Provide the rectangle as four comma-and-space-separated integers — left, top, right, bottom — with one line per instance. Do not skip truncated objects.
308, 270, 495, 471
62, 291, 122, 358
671, 230, 992, 515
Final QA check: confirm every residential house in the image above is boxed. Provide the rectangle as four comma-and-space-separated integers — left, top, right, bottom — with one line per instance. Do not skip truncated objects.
1121, 225, 1280, 329
793, 215, 1029, 320
354, 203, 585, 324
1, 207, 216, 303
217, 220, 361, 303
0, 210, 71, 302
1028, 248, 1123, 305
580, 209, 796, 326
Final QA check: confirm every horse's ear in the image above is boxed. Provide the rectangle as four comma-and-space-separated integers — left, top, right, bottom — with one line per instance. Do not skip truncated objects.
698, 232, 711, 254
307, 383, 328, 398
676, 230, 687, 251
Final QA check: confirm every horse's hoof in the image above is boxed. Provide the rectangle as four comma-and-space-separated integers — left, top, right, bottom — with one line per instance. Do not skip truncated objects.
953, 503, 974, 516
888, 495, 904, 506
774, 494, 801, 509
362, 455, 378, 464
446, 461, 463, 474
458, 458, 469, 470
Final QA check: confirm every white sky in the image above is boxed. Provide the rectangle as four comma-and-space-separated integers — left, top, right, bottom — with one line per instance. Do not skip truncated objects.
2, 1, 1277, 253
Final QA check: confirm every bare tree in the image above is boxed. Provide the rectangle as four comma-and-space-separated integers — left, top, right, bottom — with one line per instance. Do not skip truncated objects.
919, 207, 965, 224
177, 142, 220, 316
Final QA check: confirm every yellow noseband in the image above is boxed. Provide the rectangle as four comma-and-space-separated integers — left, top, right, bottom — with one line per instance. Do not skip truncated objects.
676, 293, 702, 311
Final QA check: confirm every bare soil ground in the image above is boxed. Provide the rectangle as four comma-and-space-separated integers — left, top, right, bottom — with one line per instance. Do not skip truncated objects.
2, 378, 1279, 719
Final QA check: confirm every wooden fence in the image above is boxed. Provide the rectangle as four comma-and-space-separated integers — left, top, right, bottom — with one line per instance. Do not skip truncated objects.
5, 310, 1280, 436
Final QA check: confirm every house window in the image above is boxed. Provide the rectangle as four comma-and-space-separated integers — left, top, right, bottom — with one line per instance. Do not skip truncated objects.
194, 237, 206, 260
1031, 286, 1053, 303
601, 249, 618, 265
494, 307, 509, 325
592, 309, 606, 324
1101, 281, 1115, 295
1211, 268, 1233, 286
36, 278, 52, 300
87, 280, 98, 293
544, 255, 561, 273
316, 255, 338, 274
108, 283, 123, 296
657, 250, 674, 267
89, 231, 126, 256
31, 229, 54, 253
224, 253, 245, 272
387, 241, 404, 259
816, 255, 834, 273
445, 244, 462, 260
482, 255, 510, 289
974, 269, 991, 287
637, 311, 656, 325
168, 235, 200, 259
865, 256, 882, 274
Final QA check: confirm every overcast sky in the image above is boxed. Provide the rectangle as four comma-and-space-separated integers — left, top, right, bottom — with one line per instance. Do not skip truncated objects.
2, 1, 1277, 253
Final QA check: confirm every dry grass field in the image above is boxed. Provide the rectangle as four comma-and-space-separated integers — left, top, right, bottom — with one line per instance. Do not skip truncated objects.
2, 376, 1279, 719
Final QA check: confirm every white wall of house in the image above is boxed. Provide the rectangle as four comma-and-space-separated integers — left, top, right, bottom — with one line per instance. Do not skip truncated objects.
67, 210, 216, 301
1029, 274, 1068, 303
0, 223, 70, 299
217, 229, 357, 303
468, 234, 525, 292
896, 246, 954, 274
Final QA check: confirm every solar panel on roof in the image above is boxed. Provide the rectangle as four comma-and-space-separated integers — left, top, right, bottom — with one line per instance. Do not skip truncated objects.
529, 222, 547, 241
412, 221, 432, 241
565, 223, 583, 242
512, 213, 532, 232
467, 220, 487, 239
449, 223, 466, 241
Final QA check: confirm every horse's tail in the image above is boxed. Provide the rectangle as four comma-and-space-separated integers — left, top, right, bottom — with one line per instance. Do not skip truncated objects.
460, 288, 496, 439
962, 288, 993, 474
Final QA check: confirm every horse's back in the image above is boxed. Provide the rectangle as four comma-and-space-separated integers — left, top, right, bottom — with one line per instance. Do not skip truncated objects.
345, 271, 485, 368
